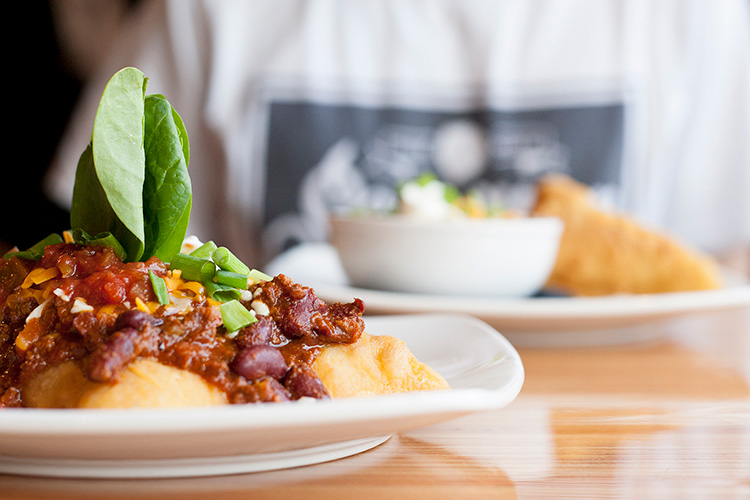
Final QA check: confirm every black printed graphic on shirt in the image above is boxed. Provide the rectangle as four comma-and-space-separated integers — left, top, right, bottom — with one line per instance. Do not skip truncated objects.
261, 100, 624, 258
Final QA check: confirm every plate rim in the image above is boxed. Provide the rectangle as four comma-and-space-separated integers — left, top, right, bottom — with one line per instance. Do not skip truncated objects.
309, 280, 750, 320
0, 436, 393, 479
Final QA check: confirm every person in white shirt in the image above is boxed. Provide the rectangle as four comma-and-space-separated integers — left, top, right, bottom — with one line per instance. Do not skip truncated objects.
46, 0, 750, 273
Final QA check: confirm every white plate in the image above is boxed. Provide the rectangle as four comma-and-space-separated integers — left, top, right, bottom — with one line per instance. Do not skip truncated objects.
0, 314, 523, 479
311, 281, 750, 334
266, 244, 750, 345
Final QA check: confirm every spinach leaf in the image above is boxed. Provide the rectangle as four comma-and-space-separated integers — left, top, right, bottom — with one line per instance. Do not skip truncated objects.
69, 67, 193, 264
70, 145, 116, 238
70, 67, 148, 261
142, 94, 192, 262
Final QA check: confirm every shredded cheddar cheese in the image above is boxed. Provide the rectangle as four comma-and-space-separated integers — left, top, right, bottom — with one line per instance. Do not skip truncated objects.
98, 304, 119, 316
134, 297, 160, 314
135, 297, 150, 313
22, 268, 59, 289
177, 281, 205, 298
15, 318, 45, 351
57, 262, 76, 278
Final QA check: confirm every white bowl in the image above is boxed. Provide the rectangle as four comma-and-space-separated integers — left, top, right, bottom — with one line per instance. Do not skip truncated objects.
330, 214, 563, 297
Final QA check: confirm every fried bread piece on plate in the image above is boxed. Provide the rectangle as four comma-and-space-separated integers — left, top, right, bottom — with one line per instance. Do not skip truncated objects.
530, 174, 722, 296
22, 335, 448, 408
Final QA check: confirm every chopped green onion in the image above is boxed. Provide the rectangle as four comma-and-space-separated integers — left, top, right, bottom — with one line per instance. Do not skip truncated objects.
212, 247, 250, 275
4, 233, 64, 261
248, 269, 272, 284
219, 300, 257, 332
205, 281, 242, 302
70, 228, 94, 244
88, 233, 128, 261
415, 172, 438, 187
170, 253, 216, 282
149, 270, 169, 305
443, 184, 462, 204
70, 229, 128, 261
215, 269, 249, 289
189, 240, 217, 259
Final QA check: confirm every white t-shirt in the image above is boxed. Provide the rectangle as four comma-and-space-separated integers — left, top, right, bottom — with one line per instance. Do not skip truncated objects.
47, 0, 750, 266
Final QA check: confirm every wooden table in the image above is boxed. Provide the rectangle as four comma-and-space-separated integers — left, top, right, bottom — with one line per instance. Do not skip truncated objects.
1, 306, 748, 499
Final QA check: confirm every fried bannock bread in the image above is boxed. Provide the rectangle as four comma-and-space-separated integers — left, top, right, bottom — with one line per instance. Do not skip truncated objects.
313, 333, 450, 398
22, 334, 448, 408
1, 244, 448, 409
530, 175, 723, 296
23, 359, 228, 408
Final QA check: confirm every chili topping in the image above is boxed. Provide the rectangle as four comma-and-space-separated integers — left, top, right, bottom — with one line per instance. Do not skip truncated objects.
0, 243, 365, 407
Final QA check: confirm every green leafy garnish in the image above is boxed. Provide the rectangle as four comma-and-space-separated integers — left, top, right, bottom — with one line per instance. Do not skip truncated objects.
148, 270, 170, 305
215, 270, 249, 290
170, 253, 217, 283
219, 300, 257, 333
3, 234, 64, 261
443, 184, 462, 204
248, 269, 272, 284
414, 172, 438, 187
70, 67, 191, 263
70, 229, 128, 261
169, 241, 270, 304
189, 240, 218, 259
205, 281, 243, 302
142, 94, 192, 262
212, 247, 251, 275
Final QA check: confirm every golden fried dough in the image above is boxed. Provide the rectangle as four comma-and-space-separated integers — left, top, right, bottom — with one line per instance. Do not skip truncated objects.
313, 333, 450, 398
23, 361, 98, 408
23, 359, 228, 408
530, 175, 723, 296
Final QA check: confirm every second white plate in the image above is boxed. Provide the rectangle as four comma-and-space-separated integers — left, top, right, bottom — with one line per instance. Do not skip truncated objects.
312, 281, 750, 333
267, 243, 750, 345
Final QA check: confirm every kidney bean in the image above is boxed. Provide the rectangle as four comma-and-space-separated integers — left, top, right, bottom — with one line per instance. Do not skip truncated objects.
234, 316, 278, 349
87, 327, 139, 382
253, 377, 291, 403
115, 310, 153, 331
253, 275, 365, 344
283, 364, 330, 400
230, 345, 288, 381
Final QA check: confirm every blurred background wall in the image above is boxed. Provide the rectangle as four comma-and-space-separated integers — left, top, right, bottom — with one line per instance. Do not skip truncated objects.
3, 1, 748, 277
3, 1, 139, 253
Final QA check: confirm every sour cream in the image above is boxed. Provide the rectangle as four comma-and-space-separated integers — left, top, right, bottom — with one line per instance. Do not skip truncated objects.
397, 178, 464, 220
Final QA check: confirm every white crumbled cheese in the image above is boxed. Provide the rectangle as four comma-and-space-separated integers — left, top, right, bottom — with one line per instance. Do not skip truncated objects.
168, 295, 195, 314
26, 299, 52, 324
162, 304, 179, 316
251, 300, 270, 317
253, 288, 263, 298
239, 289, 253, 302
224, 330, 240, 339
53, 288, 71, 302
70, 297, 94, 314
180, 235, 204, 255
